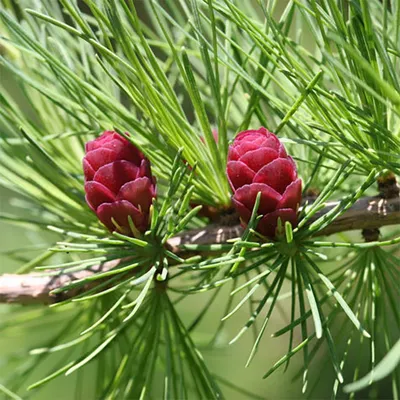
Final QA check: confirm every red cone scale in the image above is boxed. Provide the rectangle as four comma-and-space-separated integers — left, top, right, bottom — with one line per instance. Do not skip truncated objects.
83, 131, 156, 235
227, 127, 302, 238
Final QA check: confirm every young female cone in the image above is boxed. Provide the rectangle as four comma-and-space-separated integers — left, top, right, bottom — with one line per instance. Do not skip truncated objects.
227, 127, 302, 238
83, 131, 156, 235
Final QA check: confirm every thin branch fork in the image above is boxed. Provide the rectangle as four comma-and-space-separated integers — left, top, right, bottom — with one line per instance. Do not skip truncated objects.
1, 195, 399, 305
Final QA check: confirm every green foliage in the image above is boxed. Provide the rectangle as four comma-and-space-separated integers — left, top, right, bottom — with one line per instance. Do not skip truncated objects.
0, 0, 399, 399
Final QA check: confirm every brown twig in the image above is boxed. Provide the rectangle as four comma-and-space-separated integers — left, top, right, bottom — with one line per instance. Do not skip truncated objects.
168, 195, 400, 248
1, 195, 399, 305
0, 259, 121, 305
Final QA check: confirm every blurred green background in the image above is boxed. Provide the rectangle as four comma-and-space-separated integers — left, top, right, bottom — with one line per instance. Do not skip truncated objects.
0, 1, 394, 398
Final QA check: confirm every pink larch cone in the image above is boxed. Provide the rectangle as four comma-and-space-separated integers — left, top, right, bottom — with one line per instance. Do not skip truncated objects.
226, 127, 302, 238
83, 131, 156, 235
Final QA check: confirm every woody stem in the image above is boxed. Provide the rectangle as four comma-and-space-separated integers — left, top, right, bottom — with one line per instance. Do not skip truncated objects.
0, 194, 399, 305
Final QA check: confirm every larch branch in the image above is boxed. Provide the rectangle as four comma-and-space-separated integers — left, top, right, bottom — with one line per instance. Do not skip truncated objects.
0, 195, 399, 305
